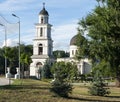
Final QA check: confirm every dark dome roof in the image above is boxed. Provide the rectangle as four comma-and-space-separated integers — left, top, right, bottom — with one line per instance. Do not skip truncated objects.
39, 7, 49, 15
70, 35, 77, 45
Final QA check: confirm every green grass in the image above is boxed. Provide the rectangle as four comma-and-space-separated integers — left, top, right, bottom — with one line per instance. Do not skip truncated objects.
0, 79, 120, 102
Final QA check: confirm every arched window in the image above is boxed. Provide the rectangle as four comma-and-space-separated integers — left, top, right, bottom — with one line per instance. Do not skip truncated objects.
40, 28, 43, 36
41, 17, 43, 24
36, 62, 42, 68
38, 44, 43, 55
72, 50, 74, 55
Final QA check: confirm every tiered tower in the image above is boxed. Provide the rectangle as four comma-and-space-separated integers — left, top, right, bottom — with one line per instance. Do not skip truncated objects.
30, 3, 53, 78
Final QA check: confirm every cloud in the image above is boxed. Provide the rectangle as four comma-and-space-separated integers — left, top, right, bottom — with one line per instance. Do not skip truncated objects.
52, 21, 78, 51
0, 0, 97, 51
0, 0, 37, 12
20, 30, 35, 45
2, 38, 17, 47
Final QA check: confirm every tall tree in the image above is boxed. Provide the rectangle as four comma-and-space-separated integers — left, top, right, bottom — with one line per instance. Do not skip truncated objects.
0, 48, 5, 74
51, 61, 78, 81
89, 70, 110, 96
77, 0, 120, 87
50, 61, 74, 97
5, 47, 18, 74
41, 59, 52, 79
53, 50, 69, 59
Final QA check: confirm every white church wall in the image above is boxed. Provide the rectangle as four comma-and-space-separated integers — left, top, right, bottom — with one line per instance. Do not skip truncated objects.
70, 45, 77, 58
57, 57, 92, 75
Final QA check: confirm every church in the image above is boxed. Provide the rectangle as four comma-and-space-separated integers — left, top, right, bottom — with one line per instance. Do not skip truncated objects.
30, 4, 91, 78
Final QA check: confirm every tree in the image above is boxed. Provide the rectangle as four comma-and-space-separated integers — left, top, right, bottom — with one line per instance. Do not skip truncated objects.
89, 70, 110, 96
50, 61, 73, 97
41, 59, 52, 79
53, 50, 69, 59
92, 60, 115, 78
51, 61, 78, 81
20, 50, 32, 78
76, 0, 120, 87
0, 48, 5, 74
5, 47, 18, 74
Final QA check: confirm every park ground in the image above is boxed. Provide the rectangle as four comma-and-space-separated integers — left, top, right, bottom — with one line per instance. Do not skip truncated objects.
0, 78, 120, 102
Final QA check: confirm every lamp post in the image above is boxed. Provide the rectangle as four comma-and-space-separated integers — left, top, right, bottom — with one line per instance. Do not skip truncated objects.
0, 23, 7, 75
12, 14, 21, 79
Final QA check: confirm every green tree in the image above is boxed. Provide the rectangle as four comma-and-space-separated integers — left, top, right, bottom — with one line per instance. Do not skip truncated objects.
20, 53, 32, 78
41, 60, 52, 79
76, 0, 120, 87
50, 61, 73, 97
53, 50, 69, 59
89, 70, 110, 96
51, 61, 78, 81
92, 60, 115, 78
5, 47, 18, 74
0, 48, 5, 74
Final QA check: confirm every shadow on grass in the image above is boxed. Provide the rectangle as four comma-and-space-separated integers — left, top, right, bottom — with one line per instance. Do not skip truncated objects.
67, 96, 120, 102
106, 96, 120, 98
0, 84, 50, 90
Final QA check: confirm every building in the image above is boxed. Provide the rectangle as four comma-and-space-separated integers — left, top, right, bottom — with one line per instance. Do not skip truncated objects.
30, 4, 91, 78
30, 4, 53, 79
57, 34, 91, 75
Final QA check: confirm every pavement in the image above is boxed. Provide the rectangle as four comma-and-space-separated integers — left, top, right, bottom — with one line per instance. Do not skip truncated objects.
0, 78, 13, 86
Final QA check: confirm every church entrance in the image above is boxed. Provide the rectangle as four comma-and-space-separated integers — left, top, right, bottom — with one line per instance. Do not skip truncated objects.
36, 62, 43, 79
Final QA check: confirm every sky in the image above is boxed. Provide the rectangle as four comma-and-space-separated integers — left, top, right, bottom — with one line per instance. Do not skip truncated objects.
0, 0, 97, 51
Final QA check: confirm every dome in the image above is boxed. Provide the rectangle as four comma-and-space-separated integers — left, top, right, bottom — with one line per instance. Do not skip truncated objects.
39, 7, 49, 16
70, 35, 77, 45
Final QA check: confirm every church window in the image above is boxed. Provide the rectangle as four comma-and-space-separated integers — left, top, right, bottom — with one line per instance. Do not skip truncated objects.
41, 17, 43, 24
72, 50, 74, 55
40, 28, 43, 36
38, 44, 43, 55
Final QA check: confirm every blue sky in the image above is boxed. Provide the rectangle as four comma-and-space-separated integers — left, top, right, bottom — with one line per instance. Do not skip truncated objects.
0, 0, 97, 51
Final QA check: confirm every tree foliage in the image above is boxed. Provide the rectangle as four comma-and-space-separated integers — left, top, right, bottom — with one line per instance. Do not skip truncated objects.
0, 48, 5, 74
53, 50, 69, 59
89, 70, 110, 96
50, 61, 75, 97
51, 61, 78, 81
41, 60, 52, 79
76, 0, 120, 87
0, 44, 32, 75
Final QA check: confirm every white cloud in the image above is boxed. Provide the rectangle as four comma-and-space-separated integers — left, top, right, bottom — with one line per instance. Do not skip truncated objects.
0, 0, 97, 51
2, 38, 17, 47
52, 21, 78, 51
20, 28, 35, 44
0, 0, 37, 12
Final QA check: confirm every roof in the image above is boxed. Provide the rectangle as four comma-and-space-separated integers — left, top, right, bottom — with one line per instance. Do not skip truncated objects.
39, 7, 49, 16
70, 35, 77, 45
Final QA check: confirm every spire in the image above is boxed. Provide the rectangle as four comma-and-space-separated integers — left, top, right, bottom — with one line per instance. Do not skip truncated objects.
43, 2, 45, 9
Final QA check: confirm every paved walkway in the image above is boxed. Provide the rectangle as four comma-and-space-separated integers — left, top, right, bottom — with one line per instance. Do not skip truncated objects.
0, 78, 13, 86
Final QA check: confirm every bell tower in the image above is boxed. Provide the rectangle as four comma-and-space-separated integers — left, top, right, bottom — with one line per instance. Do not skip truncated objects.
30, 3, 53, 78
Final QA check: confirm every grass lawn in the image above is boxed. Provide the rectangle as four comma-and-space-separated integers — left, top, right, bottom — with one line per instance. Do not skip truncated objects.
0, 79, 120, 102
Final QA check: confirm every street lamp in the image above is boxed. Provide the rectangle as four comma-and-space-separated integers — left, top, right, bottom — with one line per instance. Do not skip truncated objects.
12, 14, 21, 79
0, 23, 7, 75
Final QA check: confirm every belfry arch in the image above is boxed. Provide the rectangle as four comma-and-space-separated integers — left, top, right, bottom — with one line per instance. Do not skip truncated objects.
38, 44, 43, 55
